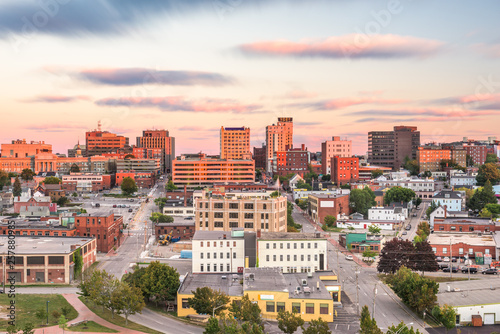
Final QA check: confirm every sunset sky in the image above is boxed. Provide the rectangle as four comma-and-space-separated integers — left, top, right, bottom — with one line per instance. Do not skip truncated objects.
1, 0, 499, 155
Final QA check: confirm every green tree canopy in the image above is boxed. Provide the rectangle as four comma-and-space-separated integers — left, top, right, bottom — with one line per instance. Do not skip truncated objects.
476, 162, 500, 186
368, 225, 381, 235
296, 180, 312, 191
121, 177, 138, 195
278, 310, 304, 334
188, 287, 230, 316
469, 180, 498, 211
0, 170, 9, 191
56, 196, 70, 206
486, 153, 498, 164
154, 197, 168, 211
228, 294, 264, 331
20, 168, 35, 181
371, 169, 384, 179
150, 212, 174, 224
70, 164, 80, 173
377, 238, 416, 274
422, 171, 432, 178
44, 176, 61, 184
349, 187, 376, 217
324, 215, 337, 228
301, 318, 331, 334
113, 282, 145, 325
321, 174, 331, 182
387, 322, 421, 334
360, 305, 383, 334
166, 180, 178, 191
403, 157, 419, 176
13, 176, 22, 197
384, 187, 416, 205
139, 261, 180, 304
431, 304, 456, 330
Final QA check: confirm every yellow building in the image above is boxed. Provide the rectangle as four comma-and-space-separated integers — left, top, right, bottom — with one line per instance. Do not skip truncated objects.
177, 268, 339, 322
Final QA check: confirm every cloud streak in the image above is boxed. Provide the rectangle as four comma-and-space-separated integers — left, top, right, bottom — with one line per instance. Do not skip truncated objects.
23, 95, 90, 103
288, 97, 406, 110
238, 34, 444, 59
95, 96, 263, 113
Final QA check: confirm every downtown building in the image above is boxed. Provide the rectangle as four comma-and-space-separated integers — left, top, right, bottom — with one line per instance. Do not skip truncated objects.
331, 156, 359, 185
220, 126, 251, 160
273, 144, 310, 177
136, 129, 175, 173
85, 122, 129, 156
321, 136, 352, 175
266, 117, 293, 172
368, 126, 420, 170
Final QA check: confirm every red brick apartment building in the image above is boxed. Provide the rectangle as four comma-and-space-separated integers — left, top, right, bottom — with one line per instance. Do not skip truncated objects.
74, 212, 123, 253
308, 194, 350, 224
0, 236, 96, 284
428, 234, 496, 259
274, 144, 309, 177
62, 173, 112, 192
116, 171, 156, 188
155, 221, 195, 240
433, 218, 497, 233
331, 156, 359, 185
464, 145, 488, 165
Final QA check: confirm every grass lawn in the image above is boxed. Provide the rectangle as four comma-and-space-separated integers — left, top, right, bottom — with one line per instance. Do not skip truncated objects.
424, 276, 474, 283
68, 321, 118, 333
78, 297, 163, 334
0, 294, 78, 331
322, 226, 344, 233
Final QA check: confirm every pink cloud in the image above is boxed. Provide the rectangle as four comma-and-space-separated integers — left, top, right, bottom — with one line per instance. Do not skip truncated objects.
472, 43, 500, 58
289, 97, 406, 110
95, 96, 263, 113
239, 34, 444, 59
23, 95, 91, 103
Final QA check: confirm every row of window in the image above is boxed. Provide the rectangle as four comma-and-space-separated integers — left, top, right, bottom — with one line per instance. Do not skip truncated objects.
266, 242, 318, 249
266, 302, 328, 315
200, 252, 237, 259
265, 254, 318, 262
433, 247, 491, 255
199, 263, 232, 272
8, 230, 67, 237
200, 241, 238, 247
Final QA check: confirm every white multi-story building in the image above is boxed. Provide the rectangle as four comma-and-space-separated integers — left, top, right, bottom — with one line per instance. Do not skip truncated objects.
257, 232, 328, 273
192, 230, 251, 274
336, 219, 398, 231
432, 191, 465, 212
450, 176, 477, 187
368, 207, 406, 221
292, 188, 349, 201
429, 205, 468, 228
373, 177, 435, 199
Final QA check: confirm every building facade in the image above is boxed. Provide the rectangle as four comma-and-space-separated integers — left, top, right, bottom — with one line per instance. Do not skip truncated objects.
220, 127, 251, 160
195, 190, 287, 233
417, 146, 452, 173
266, 117, 293, 171
1, 139, 52, 158
331, 156, 359, 185
253, 145, 266, 170
432, 191, 465, 212
62, 173, 112, 192
74, 212, 123, 253
464, 145, 488, 165
136, 129, 175, 173
115, 158, 161, 174
368, 126, 420, 170
428, 234, 496, 259
308, 194, 350, 224
321, 136, 352, 175
273, 144, 309, 177
85, 123, 129, 156
155, 221, 195, 240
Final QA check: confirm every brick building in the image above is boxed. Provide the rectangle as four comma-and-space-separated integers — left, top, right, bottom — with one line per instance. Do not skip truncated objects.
428, 234, 497, 260
0, 139, 52, 158
253, 145, 266, 170
220, 127, 251, 160
266, 117, 293, 171
115, 171, 156, 188
0, 218, 77, 237
433, 217, 497, 233
464, 145, 488, 165
368, 126, 420, 170
0, 236, 96, 284
85, 123, 129, 156
321, 136, 352, 175
136, 129, 175, 173
14, 196, 57, 214
115, 158, 161, 174
155, 221, 196, 240
331, 156, 359, 185
74, 212, 123, 253
273, 144, 309, 177
417, 146, 452, 173
308, 194, 350, 224
62, 173, 112, 192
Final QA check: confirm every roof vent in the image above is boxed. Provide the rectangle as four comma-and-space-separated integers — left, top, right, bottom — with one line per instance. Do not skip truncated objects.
221, 276, 227, 280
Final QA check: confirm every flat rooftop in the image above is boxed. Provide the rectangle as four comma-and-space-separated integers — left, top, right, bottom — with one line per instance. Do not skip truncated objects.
437, 279, 500, 307
428, 233, 496, 246
178, 273, 244, 297
283, 272, 334, 300
193, 231, 250, 240
156, 220, 195, 227
308, 194, 348, 199
259, 232, 326, 240
243, 267, 288, 292
439, 217, 494, 225
0, 236, 94, 254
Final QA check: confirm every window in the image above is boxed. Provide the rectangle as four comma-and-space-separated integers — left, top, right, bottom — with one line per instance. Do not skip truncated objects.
244, 223, 253, 229
266, 302, 275, 312
273, 255, 276, 261
301, 255, 304, 261
292, 303, 301, 314
220, 264, 224, 272
459, 248, 463, 255
229, 203, 239, 209
294, 255, 297, 261
266, 243, 270, 249
214, 253, 217, 259
287, 255, 290, 261
485, 249, 490, 254
207, 253, 210, 259
280, 255, 283, 261
200, 264, 204, 272
307, 255, 311, 261
314, 243, 318, 249
200, 253, 204, 259
229, 213, 238, 219
227, 264, 230, 271
443, 247, 447, 254
306, 303, 314, 314
432, 247, 437, 253
214, 222, 223, 228
308, 243, 311, 249
277, 302, 285, 312
280, 243, 283, 249
266, 255, 270, 261
320, 304, 329, 314
469, 248, 473, 254
273, 243, 276, 249
207, 242, 210, 247
233, 252, 236, 259
207, 265, 210, 272
314, 254, 318, 261
229, 222, 238, 228
244, 213, 254, 219
301, 243, 304, 249
214, 203, 223, 209
213, 264, 217, 272
294, 243, 297, 249
287, 243, 290, 249
244, 203, 254, 210
214, 212, 223, 218
227, 252, 230, 259
182, 299, 190, 309
233, 242, 236, 247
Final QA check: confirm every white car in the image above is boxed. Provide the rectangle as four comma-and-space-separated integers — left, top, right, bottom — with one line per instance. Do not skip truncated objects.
443, 257, 450, 262
345, 254, 354, 261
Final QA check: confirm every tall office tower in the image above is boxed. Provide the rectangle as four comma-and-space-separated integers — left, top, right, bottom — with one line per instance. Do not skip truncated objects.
321, 136, 352, 175
220, 126, 250, 160
368, 126, 420, 170
265, 117, 293, 172
85, 121, 129, 157
136, 129, 175, 173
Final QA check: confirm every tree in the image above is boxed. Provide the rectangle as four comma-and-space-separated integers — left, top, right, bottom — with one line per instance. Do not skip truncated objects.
57, 196, 69, 206
476, 163, 500, 186
321, 174, 331, 182
295, 199, 308, 211
384, 187, 416, 205
0, 169, 9, 191
20, 168, 35, 181
414, 197, 422, 208
416, 221, 430, 241
13, 176, 22, 197
362, 250, 376, 260
58, 315, 68, 333
6, 325, 18, 334
486, 153, 498, 164
150, 212, 174, 224
140, 262, 180, 305
426, 200, 438, 219
21, 323, 34, 334
387, 322, 421, 334
432, 304, 456, 330
371, 169, 384, 179
228, 294, 264, 331
277, 310, 304, 334
204, 317, 221, 334
469, 180, 498, 211
301, 318, 331, 334
35, 308, 47, 326
270, 190, 280, 198
466, 154, 474, 167
296, 180, 312, 191
422, 171, 432, 178
44, 176, 61, 184
188, 287, 230, 316
121, 177, 138, 195
166, 180, 178, 191
324, 215, 337, 228
124, 154, 135, 159
368, 225, 381, 235
403, 156, 419, 175
115, 282, 145, 325
485, 203, 500, 217
255, 169, 262, 181
104, 278, 122, 318
70, 164, 80, 173
154, 197, 168, 211
413, 240, 439, 275
349, 187, 376, 217
73, 249, 83, 279
377, 238, 415, 274
360, 305, 383, 334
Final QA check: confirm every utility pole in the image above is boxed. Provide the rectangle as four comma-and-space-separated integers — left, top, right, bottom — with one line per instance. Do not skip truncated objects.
449, 238, 452, 280
355, 264, 360, 316
372, 282, 378, 318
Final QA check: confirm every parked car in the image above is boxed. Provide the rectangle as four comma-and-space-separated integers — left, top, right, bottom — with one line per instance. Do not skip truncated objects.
345, 254, 354, 261
402, 231, 407, 235
95, 203, 100, 207
438, 263, 449, 270
442, 266, 458, 273
113, 204, 117, 208
128, 208, 133, 212
130, 198, 134, 202
482, 268, 499, 275
184, 217, 194, 220
461, 267, 477, 274
436, 256, 442, 262
451, 257, 458, 262
412, 213, 417, 217
443, 257, 450, 262
405, 225, 411, 230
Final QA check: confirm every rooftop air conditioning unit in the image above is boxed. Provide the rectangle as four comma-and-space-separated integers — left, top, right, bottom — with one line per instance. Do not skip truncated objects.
302, 279, 307, 286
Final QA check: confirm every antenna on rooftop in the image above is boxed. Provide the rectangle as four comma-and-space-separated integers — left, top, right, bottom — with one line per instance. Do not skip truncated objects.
98, 120, 102, 131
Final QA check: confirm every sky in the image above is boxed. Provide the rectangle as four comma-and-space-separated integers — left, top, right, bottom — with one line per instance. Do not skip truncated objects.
1, 0, 500, 156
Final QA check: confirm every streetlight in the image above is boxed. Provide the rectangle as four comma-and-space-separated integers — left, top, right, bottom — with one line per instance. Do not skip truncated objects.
46, 300, 50, 325
213, 304, 225, 317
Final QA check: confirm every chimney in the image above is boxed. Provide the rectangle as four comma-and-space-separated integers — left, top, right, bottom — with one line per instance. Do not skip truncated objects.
223, 234, 226, 240
444, 205, 447, 218
257, 229, 261, 238
184, 185, 187, 207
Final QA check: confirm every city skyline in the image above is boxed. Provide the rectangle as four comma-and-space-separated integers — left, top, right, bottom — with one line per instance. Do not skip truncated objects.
1, 0, 499, 154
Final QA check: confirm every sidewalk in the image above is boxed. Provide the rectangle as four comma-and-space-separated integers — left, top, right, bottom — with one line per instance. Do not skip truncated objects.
33, 294, 146, 334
